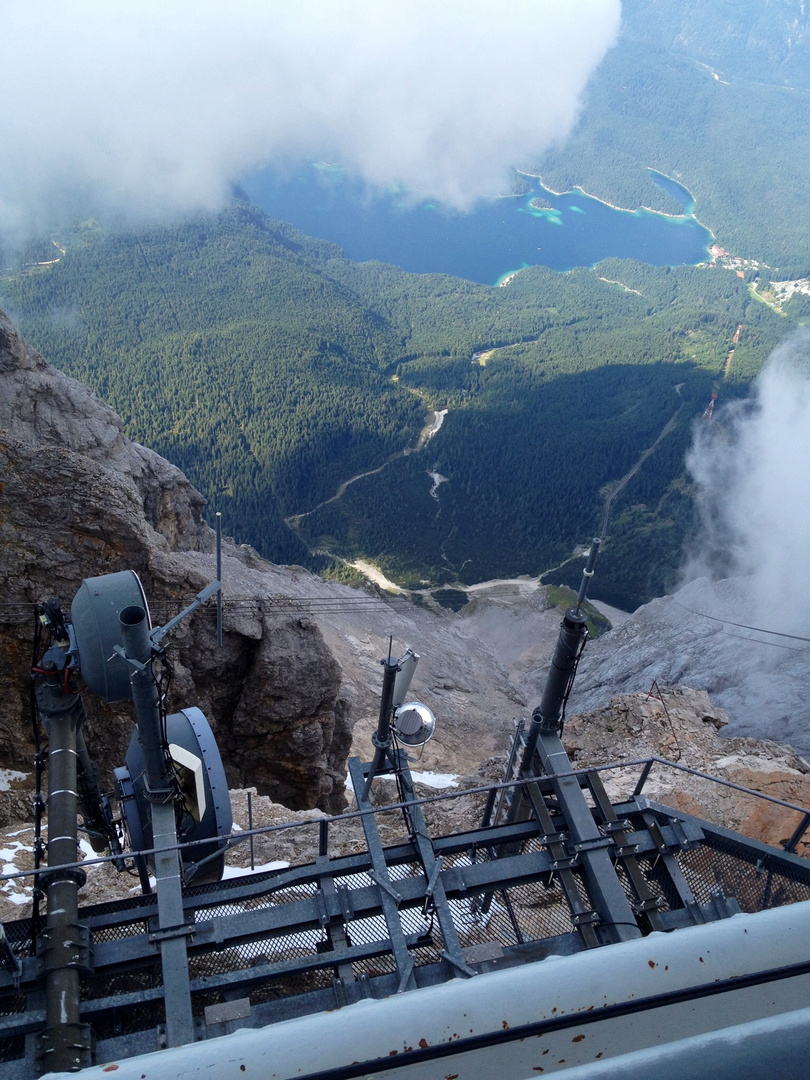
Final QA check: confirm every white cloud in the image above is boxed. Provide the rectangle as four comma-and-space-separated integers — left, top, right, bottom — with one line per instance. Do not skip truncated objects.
685, 331, 810, 636
0, 0, 621, 242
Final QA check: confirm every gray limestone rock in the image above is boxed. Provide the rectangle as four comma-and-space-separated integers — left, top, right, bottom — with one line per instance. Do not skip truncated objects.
0, 310, 209, 553
571, 576, 810, 762
0, 310, 349, 819
563, 685, 810, 856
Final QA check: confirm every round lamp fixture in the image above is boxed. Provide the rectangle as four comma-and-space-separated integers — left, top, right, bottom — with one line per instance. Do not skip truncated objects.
392, 701, 436, 747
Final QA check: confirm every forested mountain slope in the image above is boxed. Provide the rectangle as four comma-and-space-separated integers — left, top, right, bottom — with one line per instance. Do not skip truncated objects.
0, 205, 791, 608
622, 0, 810, 86
301, 256, 785, 605
533, 0, 810, 272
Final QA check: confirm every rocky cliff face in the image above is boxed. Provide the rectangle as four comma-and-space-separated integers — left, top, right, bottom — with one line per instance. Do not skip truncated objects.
572, 575, 810, 763
0, 309, 349, 819
563, 685, 810, 857
0, 309, 548, 831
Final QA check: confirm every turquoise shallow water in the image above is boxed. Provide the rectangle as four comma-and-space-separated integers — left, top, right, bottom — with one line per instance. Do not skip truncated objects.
242, 166, 711, 285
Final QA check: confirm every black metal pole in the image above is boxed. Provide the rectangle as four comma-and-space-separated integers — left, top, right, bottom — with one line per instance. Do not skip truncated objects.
361, 656, 399, 801
516, 538, 600, 782
576, 536, 600, 610
35, 666, 93, 1073
502, 538, 641, 943
248, 790, 255, 871
119, 605, 172, 798
216, 511, 223, 648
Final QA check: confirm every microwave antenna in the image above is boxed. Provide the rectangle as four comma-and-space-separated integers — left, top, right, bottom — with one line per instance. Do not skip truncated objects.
30, 522, 229, 1067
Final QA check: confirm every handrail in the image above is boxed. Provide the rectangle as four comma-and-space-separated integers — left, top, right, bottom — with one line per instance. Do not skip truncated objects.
3, 754, 809, 890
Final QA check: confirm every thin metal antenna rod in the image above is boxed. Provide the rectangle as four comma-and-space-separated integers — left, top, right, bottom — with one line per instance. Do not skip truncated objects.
146, 515, 223, 648
216, 512, 223, 647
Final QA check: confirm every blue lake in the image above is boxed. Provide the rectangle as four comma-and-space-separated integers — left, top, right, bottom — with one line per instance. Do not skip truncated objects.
242, 166, 712, 286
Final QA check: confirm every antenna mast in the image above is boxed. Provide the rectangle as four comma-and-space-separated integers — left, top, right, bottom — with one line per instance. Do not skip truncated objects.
501, 537, 641, 944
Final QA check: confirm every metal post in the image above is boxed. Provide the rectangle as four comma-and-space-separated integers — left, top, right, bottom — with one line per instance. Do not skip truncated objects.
784, 811, 810, 854
216, 512, 223, 648
361, 655, 399, 801
248, 790, 255, 871
506, 606, 589, 825
576, 536, 600, 609
498, 539, 640, 944
120, 606, 172, 798
119, 605, 195, 1047
35, 666, 93, 1073
633, 758, 656, 797
513, 537, 601, 790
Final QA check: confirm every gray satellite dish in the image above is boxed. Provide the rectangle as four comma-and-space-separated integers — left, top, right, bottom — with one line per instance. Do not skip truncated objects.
392, 702, 436, 747
70, 571, 150, 702
116, 707, 233, 885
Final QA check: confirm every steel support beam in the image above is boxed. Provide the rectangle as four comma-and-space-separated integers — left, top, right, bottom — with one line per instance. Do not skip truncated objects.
120, 605, 194, 1048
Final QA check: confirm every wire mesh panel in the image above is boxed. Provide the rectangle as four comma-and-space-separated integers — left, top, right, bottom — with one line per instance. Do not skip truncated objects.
677, 836, 810, 913
0, 1036, 25, 1064
446, 848, 578, 948
247, 964, 336, 1006
506, 876, 578, 942
0, 991, 27, 1023
86, 916, 151, 945
617, 854, 678, 914
1, 919, 33, 961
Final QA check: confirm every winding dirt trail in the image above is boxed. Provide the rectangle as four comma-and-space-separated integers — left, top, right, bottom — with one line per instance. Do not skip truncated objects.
286, 409, 447, 530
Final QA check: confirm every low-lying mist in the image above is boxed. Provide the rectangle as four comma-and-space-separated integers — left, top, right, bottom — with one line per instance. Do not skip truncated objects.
685, 331, 810, 638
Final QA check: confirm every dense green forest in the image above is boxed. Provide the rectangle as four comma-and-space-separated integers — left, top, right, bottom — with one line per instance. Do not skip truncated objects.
622, 0, 810, 87
1, 209, 428, 566
297, 257, 787, 605
533, 2, 810, 274
0, 205, 792, 608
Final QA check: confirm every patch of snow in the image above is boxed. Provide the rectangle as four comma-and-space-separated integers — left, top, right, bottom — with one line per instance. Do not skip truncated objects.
1, 840, 35, 905
1, 840, 34, 868
346, 770, 458, 790
78, 839, 97, 861
221, 860, 289, 878
5, 890, 32, 906
0, 768, 28, 791
411, 771, 458, 788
